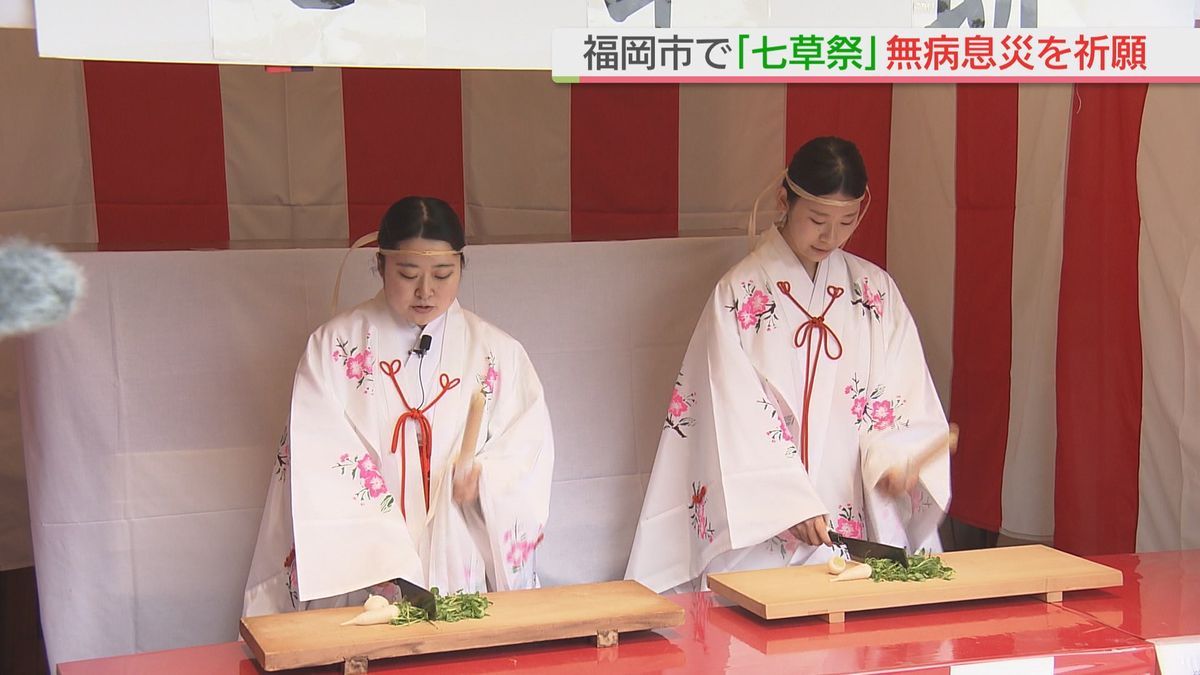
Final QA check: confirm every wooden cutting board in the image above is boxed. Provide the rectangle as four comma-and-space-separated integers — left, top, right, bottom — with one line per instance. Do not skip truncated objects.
240, 580, 684, 672
707, 544, 1122, 622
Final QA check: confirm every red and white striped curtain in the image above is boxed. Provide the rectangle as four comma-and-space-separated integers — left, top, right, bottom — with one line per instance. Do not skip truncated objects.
2, 27, 1197, 557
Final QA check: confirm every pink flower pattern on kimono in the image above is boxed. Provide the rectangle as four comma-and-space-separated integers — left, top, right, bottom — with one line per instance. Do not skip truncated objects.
332, 334, 374, 393
364, 472, 388, 499
332, 453, 395, 512
726, 281, 779, 333
834, 504, 865, 539
869, 400, 896, 430
759, 398, 798, 458
664, 373, 697, 439
851, 396, 868, 422
845, 375, 909, 432
735, 306, 757, 330
689, 482, 716, 543
744, 288, 770, 314
477, 353, 500, 401
850, 276, 885, 320
778, 415, 794, 443
355, 454, 378, 475
503, 525, 545, 574
668, 389, 689, 417
345, 351, 371, 380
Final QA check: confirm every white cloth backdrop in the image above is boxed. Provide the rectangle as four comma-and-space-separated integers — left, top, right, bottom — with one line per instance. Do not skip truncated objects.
19, 236, 747, 668
30, 0, 1196, 67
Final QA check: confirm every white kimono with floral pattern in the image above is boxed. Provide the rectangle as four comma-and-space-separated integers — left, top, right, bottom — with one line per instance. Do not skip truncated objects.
244, 295, 553, 616
626, 227, 951, 592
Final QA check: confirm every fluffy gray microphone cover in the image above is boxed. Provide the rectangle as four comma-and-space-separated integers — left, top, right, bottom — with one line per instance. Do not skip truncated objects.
0, 239, 85, 337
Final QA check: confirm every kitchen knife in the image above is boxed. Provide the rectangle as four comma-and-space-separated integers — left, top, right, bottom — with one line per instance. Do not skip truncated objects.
827, 531, 909, 567
392, 576, 438, 620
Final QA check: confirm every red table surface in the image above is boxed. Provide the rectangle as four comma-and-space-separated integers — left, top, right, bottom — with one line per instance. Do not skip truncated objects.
58, 592, 1155, 675
1064, 550, 1200, 640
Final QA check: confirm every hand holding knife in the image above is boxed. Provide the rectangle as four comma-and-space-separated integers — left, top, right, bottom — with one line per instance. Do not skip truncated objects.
827, 530, 910, 567
788, 423, 957, 557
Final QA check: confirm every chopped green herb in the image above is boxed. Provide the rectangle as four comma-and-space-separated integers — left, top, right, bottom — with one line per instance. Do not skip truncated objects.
389, 588, 493, 626
865, 552, 955, 582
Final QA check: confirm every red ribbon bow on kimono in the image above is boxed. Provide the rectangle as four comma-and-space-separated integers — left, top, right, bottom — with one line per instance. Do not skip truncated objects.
379, 360, 460, 518
775, 281, 844, 468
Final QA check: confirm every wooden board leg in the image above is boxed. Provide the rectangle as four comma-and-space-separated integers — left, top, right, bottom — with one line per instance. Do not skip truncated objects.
824, 611, 846, 624
595, 629, 619, 648
1040, 591, 1063, 604
344, 656, 369, 674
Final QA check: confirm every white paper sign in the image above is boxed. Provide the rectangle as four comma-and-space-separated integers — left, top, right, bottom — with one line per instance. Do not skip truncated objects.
210, 0, 427, 66
30, 0, 1197, 68
1152, 635, 1200, 675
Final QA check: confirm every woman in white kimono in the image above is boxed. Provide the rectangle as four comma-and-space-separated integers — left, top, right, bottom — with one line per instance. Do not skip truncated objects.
626, 137, 951, 592
244, 197, 554, 615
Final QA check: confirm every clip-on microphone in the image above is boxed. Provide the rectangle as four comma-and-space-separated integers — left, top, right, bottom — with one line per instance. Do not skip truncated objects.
411, 333, 433, 358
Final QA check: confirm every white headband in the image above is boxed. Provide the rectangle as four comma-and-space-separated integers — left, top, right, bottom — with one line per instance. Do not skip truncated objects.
747, 169, 871, 243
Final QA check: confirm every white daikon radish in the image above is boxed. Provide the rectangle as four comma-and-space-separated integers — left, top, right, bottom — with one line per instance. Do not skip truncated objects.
340, 603, 400, 626
830, 561, 873, 582
363, 594, 390, 611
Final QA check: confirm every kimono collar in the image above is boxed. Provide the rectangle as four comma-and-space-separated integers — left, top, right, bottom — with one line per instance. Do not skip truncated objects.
755, 227, 847, 469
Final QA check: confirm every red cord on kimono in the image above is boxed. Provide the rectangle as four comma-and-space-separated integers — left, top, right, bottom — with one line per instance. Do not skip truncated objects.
775, 282, 844, 468
379, 360, 461, 518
